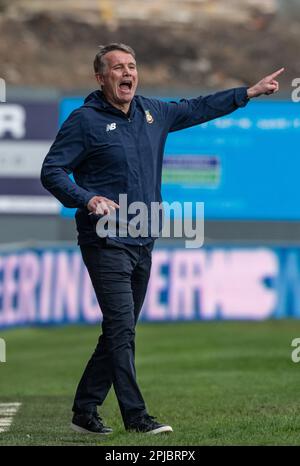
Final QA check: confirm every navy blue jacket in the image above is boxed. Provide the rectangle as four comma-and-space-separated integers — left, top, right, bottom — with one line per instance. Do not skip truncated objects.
40, 88, 249, 245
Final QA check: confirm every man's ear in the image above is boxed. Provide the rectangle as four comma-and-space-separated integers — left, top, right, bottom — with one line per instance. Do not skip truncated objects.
95, 73, 104, 86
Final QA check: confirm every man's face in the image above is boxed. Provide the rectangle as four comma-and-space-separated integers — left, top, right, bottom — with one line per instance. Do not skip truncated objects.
96, 50, 138, 107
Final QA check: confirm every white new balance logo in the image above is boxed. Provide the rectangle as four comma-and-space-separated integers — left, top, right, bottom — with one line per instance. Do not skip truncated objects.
106, 122, 117, 132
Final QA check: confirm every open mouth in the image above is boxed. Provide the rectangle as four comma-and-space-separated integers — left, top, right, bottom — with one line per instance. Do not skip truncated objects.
119, 80, 133, 91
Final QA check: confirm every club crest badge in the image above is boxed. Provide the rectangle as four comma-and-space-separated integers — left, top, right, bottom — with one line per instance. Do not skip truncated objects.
145, 110, 154, 124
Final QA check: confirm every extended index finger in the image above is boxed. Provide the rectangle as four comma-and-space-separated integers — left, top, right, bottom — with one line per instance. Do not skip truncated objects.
270, 67, 285, 79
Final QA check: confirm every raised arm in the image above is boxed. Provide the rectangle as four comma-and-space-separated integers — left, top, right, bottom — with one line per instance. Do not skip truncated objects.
163, 87, 250, 133
161, 68, 284, 133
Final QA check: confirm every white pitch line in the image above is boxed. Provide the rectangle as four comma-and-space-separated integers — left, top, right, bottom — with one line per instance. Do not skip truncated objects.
0, 403, 22, 433
0, 408, 21, 414
0, 403, 21, 408
0, 402, 21, 406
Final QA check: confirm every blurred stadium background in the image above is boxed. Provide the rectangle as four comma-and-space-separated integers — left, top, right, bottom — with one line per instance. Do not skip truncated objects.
1, 0, 300, 446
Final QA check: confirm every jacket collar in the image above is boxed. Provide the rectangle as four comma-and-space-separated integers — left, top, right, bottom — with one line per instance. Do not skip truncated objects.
83, 90, 137, 118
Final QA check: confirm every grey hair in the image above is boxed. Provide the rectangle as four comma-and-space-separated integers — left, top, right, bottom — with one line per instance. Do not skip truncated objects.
93, 43, 136, 74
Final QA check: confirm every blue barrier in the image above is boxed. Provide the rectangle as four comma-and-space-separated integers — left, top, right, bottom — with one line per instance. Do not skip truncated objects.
1, 244, 300, 329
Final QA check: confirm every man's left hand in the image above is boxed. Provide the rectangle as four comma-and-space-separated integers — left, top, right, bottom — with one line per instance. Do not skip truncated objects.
247, 68, 285, 98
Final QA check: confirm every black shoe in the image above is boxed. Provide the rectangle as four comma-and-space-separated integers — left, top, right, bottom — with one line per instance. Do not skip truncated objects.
71, 412, 112, 435
126, 414, 173, 434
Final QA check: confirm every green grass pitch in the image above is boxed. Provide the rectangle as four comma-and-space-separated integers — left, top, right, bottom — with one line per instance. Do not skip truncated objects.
0, 321, 300, 446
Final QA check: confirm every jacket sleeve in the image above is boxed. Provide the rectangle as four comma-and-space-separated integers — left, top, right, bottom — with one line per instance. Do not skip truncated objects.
163, 87, 249, 132
40, 109, 98, 209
